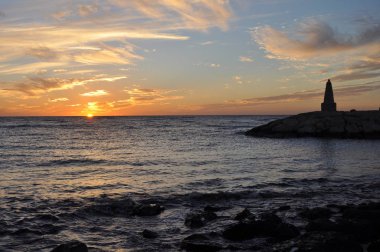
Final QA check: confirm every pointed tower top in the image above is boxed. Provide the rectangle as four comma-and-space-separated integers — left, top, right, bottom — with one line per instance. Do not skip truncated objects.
321, 79, 337, 112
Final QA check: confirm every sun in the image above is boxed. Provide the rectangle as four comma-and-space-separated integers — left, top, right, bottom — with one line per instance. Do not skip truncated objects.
87, 113, 94, 118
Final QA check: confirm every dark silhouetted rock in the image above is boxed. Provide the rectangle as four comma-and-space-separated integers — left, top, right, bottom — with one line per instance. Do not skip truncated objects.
297, 232, 362, 252
142, 229, 158, 239
133, 203, 164, 216
245, 111, 380, 139
51, 241, 88, 252
204, 205, 224, 212
300, 207, 332, 220
368, 239, 380, 252
277, 205, 291, 211
223, 212, 287, 241
274, 223, 299, 241
234, 208, 255, 221
306, 218, 337, 232
222, 222, 256, 241
181, 233, 223, 251
185, 211, 217, 228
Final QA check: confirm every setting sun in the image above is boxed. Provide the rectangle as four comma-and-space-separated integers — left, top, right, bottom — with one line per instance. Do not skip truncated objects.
87, 113, 93, 118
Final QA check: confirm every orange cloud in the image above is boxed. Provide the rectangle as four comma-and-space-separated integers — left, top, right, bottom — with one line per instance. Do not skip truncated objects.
81, 90, 109, 97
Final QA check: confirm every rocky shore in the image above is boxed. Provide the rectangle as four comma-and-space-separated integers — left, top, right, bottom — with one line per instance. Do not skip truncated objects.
246, 111, 380, 139
50, 200, 380, 251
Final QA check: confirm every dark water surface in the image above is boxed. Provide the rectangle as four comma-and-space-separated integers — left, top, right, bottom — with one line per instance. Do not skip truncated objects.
0, 116, 379, 251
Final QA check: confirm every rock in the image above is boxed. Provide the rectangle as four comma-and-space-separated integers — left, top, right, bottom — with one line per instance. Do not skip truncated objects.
255, 212, 282, 235
368, 239, 380, 252
133, 203, 164, 216
204, 205, 224, 212
245, 111, 380, 139
297, 232, 362, 252
274, 223, 299, 241
306, 218, 337, 232
222, 222, 256, 241
234, 208, 255, 221
87, 198, 136, 216
223, 213, 285, 241
142, 229, 158, 239
299, 207, 332, 220
181, 233, 223, 251
185, 211, 217, 228
51, 241, 88, 252
277, 205, 291, 212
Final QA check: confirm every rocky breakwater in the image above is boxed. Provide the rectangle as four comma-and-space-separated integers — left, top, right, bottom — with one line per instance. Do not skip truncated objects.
246, 110, 380, 139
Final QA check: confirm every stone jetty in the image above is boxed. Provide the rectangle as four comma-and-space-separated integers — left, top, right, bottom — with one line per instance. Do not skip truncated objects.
246, 80, 380, 139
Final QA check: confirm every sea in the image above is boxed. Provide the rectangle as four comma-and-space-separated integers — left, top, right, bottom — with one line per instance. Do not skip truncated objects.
0, 116, 379, 251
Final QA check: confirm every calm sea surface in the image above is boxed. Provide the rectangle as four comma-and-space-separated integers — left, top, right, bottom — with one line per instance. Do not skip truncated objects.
0, 116, 379, 251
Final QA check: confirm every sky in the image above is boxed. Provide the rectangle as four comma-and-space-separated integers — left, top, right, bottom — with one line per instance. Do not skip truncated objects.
0, 0, 379, 116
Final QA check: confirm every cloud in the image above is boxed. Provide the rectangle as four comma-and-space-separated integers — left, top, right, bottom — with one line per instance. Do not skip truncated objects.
78, 4, 99, 17
81, 90, 109, 97
210, 63, 220, 68
332, 50, 380, 81
234, 75, 243, 84
1, 76, 126, 96
200, 41, 215, 46
118, 88, 183, 106
252, 20, 380, 60
26, 46, 60, 60
52, 10, 71, 21
229, 81, 380, 107
239, 56, 253, 62
110, 0, 232, 31
49, 97, 69, 102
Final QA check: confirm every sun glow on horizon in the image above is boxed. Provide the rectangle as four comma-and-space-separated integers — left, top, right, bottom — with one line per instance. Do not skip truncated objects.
87, 113, 93, 118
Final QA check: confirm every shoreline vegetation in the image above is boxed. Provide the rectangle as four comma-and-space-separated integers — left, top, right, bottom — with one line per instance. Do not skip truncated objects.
246, 110, 380, 139
50, 200, 380, 251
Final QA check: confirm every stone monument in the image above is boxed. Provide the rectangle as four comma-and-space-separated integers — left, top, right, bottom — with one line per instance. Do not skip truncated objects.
321, 79, 336, 112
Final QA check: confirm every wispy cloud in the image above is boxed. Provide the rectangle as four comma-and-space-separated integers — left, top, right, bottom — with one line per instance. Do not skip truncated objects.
227, 81, 380, 107
1, 76, 126, 96
81, 90, 109, 97
239, 56, 253, 62
49, 97, 69, 102
78, 4, 99, 17
252, 19, 380, 82
252, 20, 380, 60
106, 88, 184, 108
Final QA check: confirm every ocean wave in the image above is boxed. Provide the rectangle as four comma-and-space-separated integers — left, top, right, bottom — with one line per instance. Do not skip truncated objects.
38, 158, 107, 167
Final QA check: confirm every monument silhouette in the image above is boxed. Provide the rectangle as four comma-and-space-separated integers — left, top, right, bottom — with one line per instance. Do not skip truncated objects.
321, 79, 336, 112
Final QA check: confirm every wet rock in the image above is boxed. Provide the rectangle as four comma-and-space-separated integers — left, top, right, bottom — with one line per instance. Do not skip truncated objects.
184, 234, 210, 241
300, 207, 332, 220
88, 198, 136, 216
274, 223, 299, 241
181, 233, 223, 252
368, 239, 380, 252
133, 203, 164, 216
222, 222, 257, 241
234, 208, 255, 221
297, 232, 362, 252
204, 205, 224, 212
185, 211, 217, 228
51, 240, 88, 252
277, 205, 291, 212
306, 218, 337, 232
142, 229, 158, 239
245, 111, 380, 139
